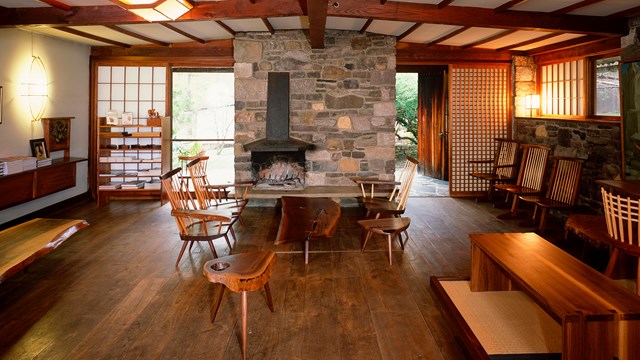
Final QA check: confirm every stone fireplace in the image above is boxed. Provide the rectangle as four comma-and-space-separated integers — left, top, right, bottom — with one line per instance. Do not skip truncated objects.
234, 30, 398, 188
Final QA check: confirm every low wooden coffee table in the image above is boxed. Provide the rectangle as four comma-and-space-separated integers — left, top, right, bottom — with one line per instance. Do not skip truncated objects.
275, 196, 341, 264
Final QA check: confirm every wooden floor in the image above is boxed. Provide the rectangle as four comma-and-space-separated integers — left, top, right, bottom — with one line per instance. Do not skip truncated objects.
0, 197, 606, 360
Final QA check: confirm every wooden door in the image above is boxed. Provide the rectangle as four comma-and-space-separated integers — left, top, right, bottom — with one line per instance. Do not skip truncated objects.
448, 64, 511, 197
417, 67, 448, 180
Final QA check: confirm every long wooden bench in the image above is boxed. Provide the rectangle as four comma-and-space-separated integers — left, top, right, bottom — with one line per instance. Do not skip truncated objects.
0, 218, 89, 283
431, 232, 640, 360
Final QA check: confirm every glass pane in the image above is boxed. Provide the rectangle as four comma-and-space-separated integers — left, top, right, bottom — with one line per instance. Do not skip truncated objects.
98, 66, 110, 83
139, 84, 153, 101
112, 66, 125, 83
111, 84, 124, 101
125, 84, 138, 101
172, 140, 235, 184
153, 67, 166, 83
595, 56, 620, 116
125, 67, 138, 83
140, 67, 153, 83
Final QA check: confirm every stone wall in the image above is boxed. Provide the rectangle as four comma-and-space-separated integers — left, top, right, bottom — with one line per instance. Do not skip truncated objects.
233, 30, 397, 187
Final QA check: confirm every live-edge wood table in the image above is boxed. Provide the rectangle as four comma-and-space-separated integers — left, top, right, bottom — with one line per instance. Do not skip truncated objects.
0, 218, 89, 283
431, 232, 640, 360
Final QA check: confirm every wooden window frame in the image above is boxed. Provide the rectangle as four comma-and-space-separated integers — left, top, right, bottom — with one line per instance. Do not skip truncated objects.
588, 52, 621, 121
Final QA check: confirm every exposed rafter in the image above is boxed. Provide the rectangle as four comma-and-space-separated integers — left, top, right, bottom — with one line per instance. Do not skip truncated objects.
397, 23, 421, 41
215, 20, 236, 36
39, 0, 71, 12
494, 0, 530, 13
160, 23, 205, 44
429, 27, 467, 46
551, 0, 606, 15
105, 25, 170, 47
55, 26, 131, 48
307, 0, 327, 49
461, 29, 516, 49
494, 32, 560, 52
437, 0, 455, 9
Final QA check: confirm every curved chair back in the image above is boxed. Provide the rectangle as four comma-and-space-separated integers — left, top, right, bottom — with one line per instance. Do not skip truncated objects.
601, 188, 640, 251
517, 144, 551, 192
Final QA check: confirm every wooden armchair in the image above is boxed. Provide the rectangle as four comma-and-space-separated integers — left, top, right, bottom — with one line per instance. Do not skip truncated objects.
493, 144, 551, 219
601, 187, 640, 295
160, 168, 234, 267
469, 138, 520, 201
352, 157, 418, 199
187, 157, 252, 228
519, 157, 584, 233
360, 157, 419, 219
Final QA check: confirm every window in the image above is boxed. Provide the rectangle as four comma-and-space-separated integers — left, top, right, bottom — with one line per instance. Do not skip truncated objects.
540, 60, 584, 117
171, 68, 235, 183
594, 56, 620, 117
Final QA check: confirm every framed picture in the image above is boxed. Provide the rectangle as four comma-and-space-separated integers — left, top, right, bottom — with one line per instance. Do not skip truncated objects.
42, 117, 72, 158
121, 112, 133, 125
30, 138, 48, 160
106, 112, 119, 125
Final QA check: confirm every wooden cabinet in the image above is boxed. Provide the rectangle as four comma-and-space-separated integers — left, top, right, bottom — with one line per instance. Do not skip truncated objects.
0, 158, 85, 211
97, 117, 163, 207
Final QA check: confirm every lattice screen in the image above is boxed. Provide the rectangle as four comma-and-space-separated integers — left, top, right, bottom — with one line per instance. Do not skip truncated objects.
449, 65, 511, 196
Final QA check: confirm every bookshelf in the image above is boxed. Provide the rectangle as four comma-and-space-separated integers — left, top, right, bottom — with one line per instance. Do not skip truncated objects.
97, 116, 163, 207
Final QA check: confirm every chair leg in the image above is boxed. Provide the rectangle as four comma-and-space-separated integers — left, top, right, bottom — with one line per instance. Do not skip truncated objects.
538, 208, 549, 233
361, 230, 373, 252
175, 242, 189, 267
386, 233, 393, 265
229, 226, 237, 243
264, 282, 274, 312
396, 231, 405, 250
304, 239, 309, 264
224, 234, 232, 250
604, 248, 620, 277
241, 291, 248, 360
207, 240, 219, 259
210, 285, 225, 323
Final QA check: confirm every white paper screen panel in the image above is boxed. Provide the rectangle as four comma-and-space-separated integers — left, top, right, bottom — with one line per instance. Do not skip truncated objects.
96, 65, 167, 121
449, 65, 511, 196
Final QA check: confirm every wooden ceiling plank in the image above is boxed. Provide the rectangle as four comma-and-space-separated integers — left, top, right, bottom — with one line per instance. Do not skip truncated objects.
532, 37, 621, 63
437, 0, 455, 9
526, 35, 612, 56
105, 24, 170, 47
262, 18, 275, 34
551, 0, 606, 15
607, 5, 640, 18
396, 42, 512, 64
397, 23, 422, 41
494, 32, 561, 52
327, 0, 627, 36
494, 0, 530, 13
215, 20, 236, 36
307, 0, 327, 49
461, 29, 517, 49
429, 26, 468, 45
160, 23, 205, 44
39, 0, 72, 11
55, 26, 131, 48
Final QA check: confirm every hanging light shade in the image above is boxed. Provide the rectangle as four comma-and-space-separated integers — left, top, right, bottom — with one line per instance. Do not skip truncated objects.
114, 0, 194, 22
27, 55, 47, 121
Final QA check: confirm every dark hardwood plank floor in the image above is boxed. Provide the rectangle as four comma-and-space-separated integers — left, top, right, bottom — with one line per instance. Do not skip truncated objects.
0, 197, 601, 360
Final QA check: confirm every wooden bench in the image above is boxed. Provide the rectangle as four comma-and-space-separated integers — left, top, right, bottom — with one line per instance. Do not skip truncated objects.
0, 218, 89, 283
431, 232, 640, 360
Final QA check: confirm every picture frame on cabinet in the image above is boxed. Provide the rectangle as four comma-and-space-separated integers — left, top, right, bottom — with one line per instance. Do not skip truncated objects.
106, 112, 119, 125
30, 138, 48, 160
121, 112, 133, 125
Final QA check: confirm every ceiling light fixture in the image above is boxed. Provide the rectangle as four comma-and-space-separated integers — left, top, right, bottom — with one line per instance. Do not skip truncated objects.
114, 0, 194, 22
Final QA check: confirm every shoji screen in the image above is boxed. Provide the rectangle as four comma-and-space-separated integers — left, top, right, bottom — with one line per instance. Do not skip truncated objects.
449, 64, 511, 196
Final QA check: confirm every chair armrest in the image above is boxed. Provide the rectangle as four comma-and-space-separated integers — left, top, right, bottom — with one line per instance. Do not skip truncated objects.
171, 209, 232, 222
351, 177, 400, 198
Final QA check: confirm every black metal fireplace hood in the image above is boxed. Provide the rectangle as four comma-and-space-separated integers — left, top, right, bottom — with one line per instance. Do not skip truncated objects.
243, 72, 315, 152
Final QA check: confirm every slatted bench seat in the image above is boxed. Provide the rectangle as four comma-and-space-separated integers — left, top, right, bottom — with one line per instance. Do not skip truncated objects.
0, 218, 89, 283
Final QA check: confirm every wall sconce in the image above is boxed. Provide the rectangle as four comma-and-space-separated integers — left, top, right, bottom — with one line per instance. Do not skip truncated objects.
26, 55, 48, 122
524, 94, 540, 118
113, 0, 194, 22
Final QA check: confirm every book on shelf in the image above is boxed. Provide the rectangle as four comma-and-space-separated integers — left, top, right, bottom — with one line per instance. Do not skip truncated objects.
0, 157, 24, 175
120, 180, 146, 189
36, 158, 52, 167
99, 182, 122, 190
145, 179, 161, 190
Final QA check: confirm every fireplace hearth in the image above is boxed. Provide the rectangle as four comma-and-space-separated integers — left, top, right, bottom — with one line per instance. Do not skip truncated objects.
252, 151, 305, 189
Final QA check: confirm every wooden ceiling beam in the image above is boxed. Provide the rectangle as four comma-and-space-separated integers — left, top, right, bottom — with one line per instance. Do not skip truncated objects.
307, 0, 327, 49
437, 0, 454, 9
262, 18, 275, 34
494, 32, 560, 52
396, 42, 512, 65
160, 23, 205, 44
90, 39, 234, 64
327, 0, 627, 36
55, 26, 131, 47
608, 5, 640, 18
429, 26, 467, 45
105, 24, 170, 46
461, 29, 516, 49
397, 23, 422, 41
526, 35, 616, 57
494, 0, 530, 13
39, 0, 72, 12
532, 37, 621, 63
551, 0, 606, 15
215, 20, 236, 36
359, 19, 373, 34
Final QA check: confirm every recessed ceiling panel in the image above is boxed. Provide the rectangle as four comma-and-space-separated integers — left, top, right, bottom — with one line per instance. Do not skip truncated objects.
438, 27, 504, 47
568, 0, 639, 16
30, 27, 105, 46
221, 19, 270, 32
268, 17, 309, 30
366, 20, 416, 37
511, 0, 582, 13
401, 24, 461, 44
512, 33, 585, 51
119, 23, 192, 43
476, 30, 553, 50
451, 0, 512, 9
170, 21, 234, 41
325, 17, 367, 31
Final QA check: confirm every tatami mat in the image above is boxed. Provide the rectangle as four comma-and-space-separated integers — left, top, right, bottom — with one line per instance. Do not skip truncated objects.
440, 280, 562, 356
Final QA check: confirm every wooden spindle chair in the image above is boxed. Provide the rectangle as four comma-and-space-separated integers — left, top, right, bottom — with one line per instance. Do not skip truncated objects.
469, 138, 520, 201
360, 157, 419, 219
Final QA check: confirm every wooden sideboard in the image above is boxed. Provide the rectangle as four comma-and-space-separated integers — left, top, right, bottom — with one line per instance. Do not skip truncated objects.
431, 232, 640, 360
0, 157, 86, 211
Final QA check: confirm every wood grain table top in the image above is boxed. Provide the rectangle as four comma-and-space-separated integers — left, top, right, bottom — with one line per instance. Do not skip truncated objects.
274, 196, 341, 245
0, 218, 89, 283
595, 179, 640, 197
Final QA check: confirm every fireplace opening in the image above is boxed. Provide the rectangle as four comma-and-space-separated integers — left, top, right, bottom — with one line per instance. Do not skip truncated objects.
251, 151, 306, 189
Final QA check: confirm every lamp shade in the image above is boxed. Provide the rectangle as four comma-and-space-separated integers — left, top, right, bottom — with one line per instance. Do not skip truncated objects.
115, 0, 194, 21
28, 56, 47, 121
